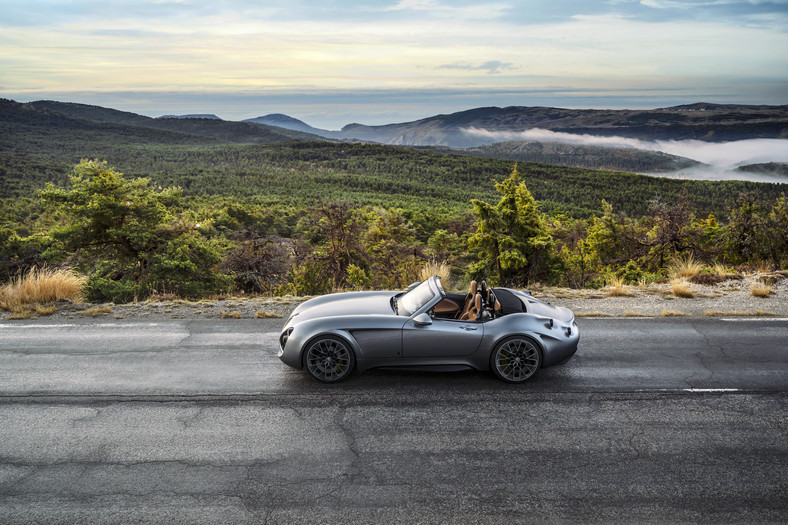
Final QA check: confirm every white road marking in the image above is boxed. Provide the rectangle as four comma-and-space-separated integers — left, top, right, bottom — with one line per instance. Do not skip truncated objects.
0, 323, 166, 329
683, 388, 740, 392
719, 318, 788, 322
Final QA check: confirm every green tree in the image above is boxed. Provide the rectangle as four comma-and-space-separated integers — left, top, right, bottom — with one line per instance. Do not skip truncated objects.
41, 160, 231, 300
468, 165, 555, 286
362, 207, 421, 288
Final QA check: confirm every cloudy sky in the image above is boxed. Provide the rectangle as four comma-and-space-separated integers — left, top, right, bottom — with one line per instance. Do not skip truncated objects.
1, 0, 787, 129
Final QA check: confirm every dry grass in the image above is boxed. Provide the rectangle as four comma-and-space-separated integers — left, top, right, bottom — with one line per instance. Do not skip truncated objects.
78, 306, 113, 317
705, 310, 777, 317
621, 311, 657, 317
255, 310, 282, 319
751, 283, 772, 298
419, 261, 452, 289
0, 268, 84, 311
221, 311, 242, 319
7, 309, 32, 320
574, 311, 615, 317
669, 254, 703, 280
34, 305, 56, 316
147, 293, 178, 302
670, 278, 695, 298
661, 310, 690, 317
606, 276, 633, 297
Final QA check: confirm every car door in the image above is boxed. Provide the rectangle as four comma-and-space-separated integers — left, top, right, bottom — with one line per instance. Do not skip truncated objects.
402, 318, 484, 358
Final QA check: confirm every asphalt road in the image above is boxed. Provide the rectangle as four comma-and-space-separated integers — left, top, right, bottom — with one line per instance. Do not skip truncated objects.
0, 318, 786, 524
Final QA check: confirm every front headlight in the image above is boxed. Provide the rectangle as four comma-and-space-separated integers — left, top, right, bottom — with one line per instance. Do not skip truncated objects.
279, 327, 294, 352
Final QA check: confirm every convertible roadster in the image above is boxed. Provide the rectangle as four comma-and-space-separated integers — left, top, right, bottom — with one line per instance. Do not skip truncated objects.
277, 275, 578, 383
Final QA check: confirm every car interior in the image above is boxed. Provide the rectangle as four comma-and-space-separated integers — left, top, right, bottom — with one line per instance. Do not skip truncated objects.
431, 280, 524, 322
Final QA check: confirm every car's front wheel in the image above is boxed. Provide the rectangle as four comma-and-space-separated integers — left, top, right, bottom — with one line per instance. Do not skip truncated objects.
491, 336, 542, 383
303, 335, 355, 383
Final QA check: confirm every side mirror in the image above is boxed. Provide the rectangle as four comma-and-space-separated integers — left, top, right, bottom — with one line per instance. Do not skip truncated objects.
413, 313, 433, 326
407, 281, 421, 291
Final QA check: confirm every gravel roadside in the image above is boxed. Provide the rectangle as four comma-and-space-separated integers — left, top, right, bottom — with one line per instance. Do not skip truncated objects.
3, 274, 787, 322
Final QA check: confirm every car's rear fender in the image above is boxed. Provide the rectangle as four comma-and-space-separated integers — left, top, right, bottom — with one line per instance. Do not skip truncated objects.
478, 312, 577, 368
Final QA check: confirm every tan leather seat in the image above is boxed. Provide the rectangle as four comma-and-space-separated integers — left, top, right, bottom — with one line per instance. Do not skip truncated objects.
456, 280, 477, 320
467, 293, 483, 321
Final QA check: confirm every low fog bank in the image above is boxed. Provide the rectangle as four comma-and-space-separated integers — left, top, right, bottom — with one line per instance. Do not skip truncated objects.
642, 166, 788, 184
461, 127, 788, 183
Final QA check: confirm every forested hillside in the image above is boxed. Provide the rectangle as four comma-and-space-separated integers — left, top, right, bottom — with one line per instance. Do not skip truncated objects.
1, 99, 786, 304
421, 141, 702, 173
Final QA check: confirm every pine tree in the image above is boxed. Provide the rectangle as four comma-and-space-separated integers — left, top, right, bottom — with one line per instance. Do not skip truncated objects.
468, 165, 555, 286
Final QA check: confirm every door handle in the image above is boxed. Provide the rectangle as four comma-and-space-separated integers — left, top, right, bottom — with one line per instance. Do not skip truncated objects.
460, 325, 478, 331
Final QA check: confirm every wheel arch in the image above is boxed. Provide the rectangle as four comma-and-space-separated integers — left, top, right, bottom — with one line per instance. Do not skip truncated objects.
488, 332, 546, 369
299, 329, 361, 369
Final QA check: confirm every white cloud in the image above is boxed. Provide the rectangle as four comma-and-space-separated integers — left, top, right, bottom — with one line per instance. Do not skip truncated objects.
383, 0, 510, 19
437, 60, 516, 74
640, 0, 737, 8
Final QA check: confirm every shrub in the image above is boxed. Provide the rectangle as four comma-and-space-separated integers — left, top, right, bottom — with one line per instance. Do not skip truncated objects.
220, 237, 292, 293
617, 260, 643, 284
346, 264, 371, 290
84, 277, 138, 304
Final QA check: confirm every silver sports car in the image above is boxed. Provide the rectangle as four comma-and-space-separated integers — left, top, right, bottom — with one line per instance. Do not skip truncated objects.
278, 275, 579, 383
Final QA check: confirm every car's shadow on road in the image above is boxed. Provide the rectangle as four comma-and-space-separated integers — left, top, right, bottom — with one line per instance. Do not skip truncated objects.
274, 364, 577, 396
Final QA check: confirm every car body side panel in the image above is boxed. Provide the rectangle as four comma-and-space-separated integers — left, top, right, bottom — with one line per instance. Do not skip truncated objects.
402, 318, 484, 357
349, 327, 404, 358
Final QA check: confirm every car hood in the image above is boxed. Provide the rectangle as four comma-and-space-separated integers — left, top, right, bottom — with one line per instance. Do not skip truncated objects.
287, 291, 396, 324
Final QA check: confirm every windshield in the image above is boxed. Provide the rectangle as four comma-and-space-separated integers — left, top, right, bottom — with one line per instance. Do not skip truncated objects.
398, 279, 436, 316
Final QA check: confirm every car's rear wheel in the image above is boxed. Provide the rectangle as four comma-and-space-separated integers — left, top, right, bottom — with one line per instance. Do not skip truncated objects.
491, 336, 542, 383
303, 335, 355, 383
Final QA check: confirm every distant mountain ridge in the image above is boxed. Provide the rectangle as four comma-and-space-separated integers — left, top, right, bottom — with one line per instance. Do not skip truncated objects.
333, 103, 788, 147
8, 100, 328, 144
243, 113, 329, 136
159, 114, 221, 120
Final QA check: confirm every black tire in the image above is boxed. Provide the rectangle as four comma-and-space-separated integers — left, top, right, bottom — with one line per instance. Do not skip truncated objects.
303, 335, 355, 383
490, 336, 542, 383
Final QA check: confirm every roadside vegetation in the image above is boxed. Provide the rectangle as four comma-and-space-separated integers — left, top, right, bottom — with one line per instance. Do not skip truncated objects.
1, 158, 786, 308
0, 267, 83, 310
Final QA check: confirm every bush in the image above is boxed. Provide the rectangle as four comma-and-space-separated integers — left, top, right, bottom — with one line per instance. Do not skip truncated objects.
346, 264, 370, 289
84, 276, 138, 303
220, 237, 292, 293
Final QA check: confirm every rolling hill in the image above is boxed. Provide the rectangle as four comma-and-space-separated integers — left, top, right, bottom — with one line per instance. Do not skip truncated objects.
334, 103, 788, 147
420, 141, 702, 173
20, 100, 327, 144
244, 113, 330, 136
